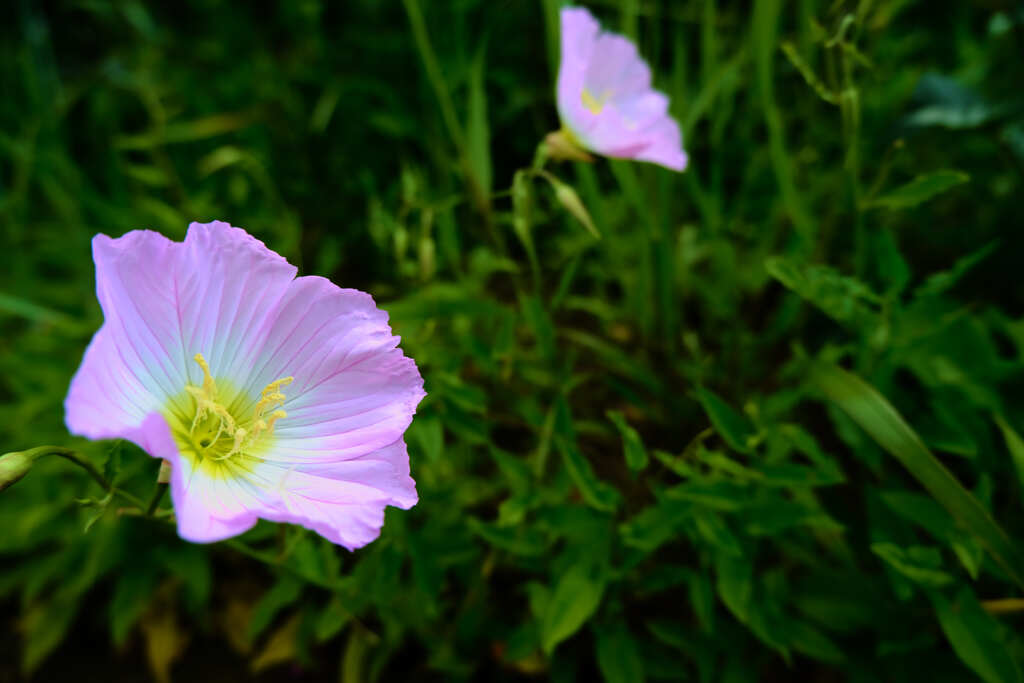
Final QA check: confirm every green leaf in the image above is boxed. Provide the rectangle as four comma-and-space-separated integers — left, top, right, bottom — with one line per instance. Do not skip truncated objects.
541, 562, 607, 654
744, 499, 843, 536
314, 597, 352, 643
664, 480, 750, 511
110, 568, 161, 646
932, 588, 1023, 683
812, 362, 1024, 589
865, 170, 969, 210
159, 545, 212, 613
913, 241, 997, 299
102, 440, 123, 485
870, 543, 954, 587
468, 518, 548, 556
247, 576, 303, 644
694, 512, 743, 556
715, 553, 753, 625
765, 257, 881, 329
22, 593, 80, 674
620, 500, 688, 552
466, 44, 492, 200
594, 621, 645, 683
994, 414, 1024, 489
695, 388, 755, 453
558, 431, 621, 513
0, 292, 84, 332
520, 294, 556, 360
606, 410, 648, 471
785, 620, 845, 663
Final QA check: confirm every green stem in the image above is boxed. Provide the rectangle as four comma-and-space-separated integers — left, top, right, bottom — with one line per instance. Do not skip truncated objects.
145, 482, 168, 516
18, 446, 146, 510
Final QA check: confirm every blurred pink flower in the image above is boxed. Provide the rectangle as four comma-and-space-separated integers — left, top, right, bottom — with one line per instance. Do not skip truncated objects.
555, 6, 687, 171
65, 221, 423, 549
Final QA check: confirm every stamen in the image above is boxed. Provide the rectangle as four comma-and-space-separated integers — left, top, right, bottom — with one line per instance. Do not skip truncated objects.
581, 88, 606, 115
181, 354, 293, 462
265, 409, 287, 434
193, 352, 218, 397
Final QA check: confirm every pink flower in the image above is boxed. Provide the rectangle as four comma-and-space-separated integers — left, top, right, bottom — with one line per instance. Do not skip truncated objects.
65, 221, 424, 549
555, 6, 687, 171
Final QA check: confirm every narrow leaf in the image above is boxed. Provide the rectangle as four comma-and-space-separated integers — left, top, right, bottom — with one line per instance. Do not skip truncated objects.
932, 588, 1023, 683
606, 410, 649, 471
696, 387, 755, 453
813, 362, 1024, 589
994, 414, 1024, 488
865, 170, 969, 210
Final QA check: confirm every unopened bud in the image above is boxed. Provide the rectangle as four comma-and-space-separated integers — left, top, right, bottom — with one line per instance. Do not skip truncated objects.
543, 130, 594, 163
0, 451, 35, 493
550, 179, 600, 239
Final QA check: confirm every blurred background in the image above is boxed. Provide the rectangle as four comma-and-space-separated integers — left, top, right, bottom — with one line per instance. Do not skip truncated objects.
3, 0, 1024, 681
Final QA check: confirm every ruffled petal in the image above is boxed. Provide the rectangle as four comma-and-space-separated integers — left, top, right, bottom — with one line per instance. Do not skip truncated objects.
246, 276, 425, 463
90, 230, 187, 406
254, 458, 403, 550
177, 221, 297, 387
66, 326, 165, 439
170, 454, 260, 543
293, 439, 418, 510
231, 277, 423, 549
67, 222, 298, 442
630, 116, 689, 171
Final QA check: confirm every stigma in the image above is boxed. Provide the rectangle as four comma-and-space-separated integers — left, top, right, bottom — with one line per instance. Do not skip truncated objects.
182, 353, 293, 463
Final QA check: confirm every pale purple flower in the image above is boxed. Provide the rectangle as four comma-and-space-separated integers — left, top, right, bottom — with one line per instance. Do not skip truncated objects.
555, 6, 687, 171
65, 221, 424, 549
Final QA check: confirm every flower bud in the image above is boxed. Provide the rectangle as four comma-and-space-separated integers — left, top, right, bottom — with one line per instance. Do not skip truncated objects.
0, 451, 35, 493
543, 130, 594, 163
550, 179, 599, 239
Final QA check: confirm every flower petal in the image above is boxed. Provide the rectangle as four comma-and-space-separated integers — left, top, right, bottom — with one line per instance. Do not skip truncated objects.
177, 221, 297, 387
170, 454, 260, 543
584, 33, 650, 99
255, 462, 399, 550
556, 7, 600, 142
629, 116, 689, 171
90, 229, 187, 405
67, 222, 299, 442
247, 276, 425, 463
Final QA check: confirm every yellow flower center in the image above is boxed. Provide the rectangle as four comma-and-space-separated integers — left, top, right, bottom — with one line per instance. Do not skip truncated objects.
580, 88, 607, 115
166, 353, 293, 469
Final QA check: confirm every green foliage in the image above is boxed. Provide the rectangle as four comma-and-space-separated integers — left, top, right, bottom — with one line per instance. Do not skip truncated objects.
3, 0, 1024, 681
864, 170, 971, 210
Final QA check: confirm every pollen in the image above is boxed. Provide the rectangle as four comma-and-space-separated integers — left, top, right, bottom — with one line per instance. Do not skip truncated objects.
179, 353, 294, 464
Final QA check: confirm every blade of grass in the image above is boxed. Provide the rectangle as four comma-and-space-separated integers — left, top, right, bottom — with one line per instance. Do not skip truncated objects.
402, 0, 465, 150
812, 362, 1024, 589
752, 0, 814, 243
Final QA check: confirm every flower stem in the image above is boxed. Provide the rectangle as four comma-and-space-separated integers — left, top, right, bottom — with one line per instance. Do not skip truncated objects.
145, 482, 168, 516
23, 446, 147, 510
